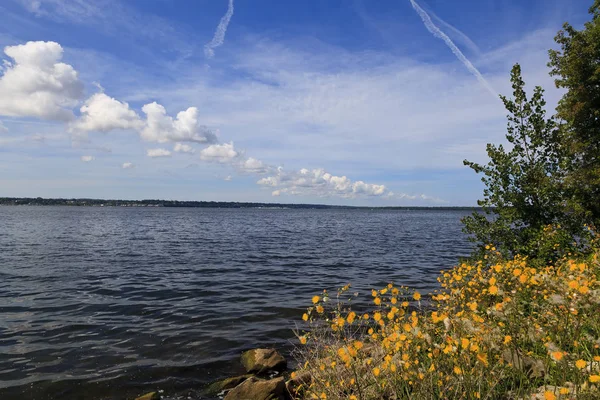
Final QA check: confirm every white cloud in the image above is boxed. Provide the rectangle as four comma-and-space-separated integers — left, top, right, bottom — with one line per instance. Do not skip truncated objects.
70, 92, 143, 132
0, 120, 7, 133
224, 175, 232, 181
173, 142, 195, 154
0, 41, 84, 121
122, 162, 134, 169
140, 102, 217, 144
80, 155, 94, 162
240, 157, 268, 173
199, 141, 239, 162
257, 167, 391, 199
146, 148, 171, 158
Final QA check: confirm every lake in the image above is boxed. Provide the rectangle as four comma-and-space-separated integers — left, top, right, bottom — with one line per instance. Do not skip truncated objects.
0, 206, 473, 399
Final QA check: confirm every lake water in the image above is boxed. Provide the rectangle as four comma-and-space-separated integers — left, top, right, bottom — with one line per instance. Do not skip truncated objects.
0, 206, 473, 399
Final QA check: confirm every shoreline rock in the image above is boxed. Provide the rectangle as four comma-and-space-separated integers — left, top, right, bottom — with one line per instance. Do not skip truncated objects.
223, 376, 286, 400
240, 348, 287, 375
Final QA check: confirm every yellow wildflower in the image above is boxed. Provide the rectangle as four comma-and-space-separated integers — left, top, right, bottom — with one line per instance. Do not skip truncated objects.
477, 353, 489, 366
312, 295, 320, 304
576, 359, 587, 369
568, 280, 579, 289
347, 312, 356, 324
543, 392, 556, 400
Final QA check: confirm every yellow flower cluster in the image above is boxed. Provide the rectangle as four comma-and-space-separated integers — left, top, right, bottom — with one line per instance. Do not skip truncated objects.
293, 243, 600, 399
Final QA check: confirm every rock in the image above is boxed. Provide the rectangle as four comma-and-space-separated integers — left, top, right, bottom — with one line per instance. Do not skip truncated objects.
224, 376, 286, 400
285, 371, 312, 398
203, 374, 253, 396
241, 348, 287, 374
501, 349, 545, 378
135, 392, 159, 400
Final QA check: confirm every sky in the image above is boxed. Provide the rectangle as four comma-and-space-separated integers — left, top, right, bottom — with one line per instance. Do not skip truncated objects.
0, 0, 593, 206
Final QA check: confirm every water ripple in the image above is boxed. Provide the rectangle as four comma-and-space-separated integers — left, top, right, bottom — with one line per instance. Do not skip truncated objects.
0, 206, 472, 399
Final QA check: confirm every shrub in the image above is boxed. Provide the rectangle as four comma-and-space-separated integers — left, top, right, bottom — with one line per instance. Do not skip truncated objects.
292, 233, 600, 399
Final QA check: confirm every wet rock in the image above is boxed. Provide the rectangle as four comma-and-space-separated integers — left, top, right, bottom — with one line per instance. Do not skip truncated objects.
135, 392, 159, 400
224, 376, 286, 400
241, 348, 287, 374
285, 371, 312, 398
203, 374, 253, 396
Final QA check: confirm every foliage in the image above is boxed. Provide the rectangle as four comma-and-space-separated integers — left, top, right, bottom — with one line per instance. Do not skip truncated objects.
292, 233, 600, 400
548, 0, 600, 227
461, 64, 578, 262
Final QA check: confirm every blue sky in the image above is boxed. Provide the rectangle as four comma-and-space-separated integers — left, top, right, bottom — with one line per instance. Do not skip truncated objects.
0, 0, 593, 205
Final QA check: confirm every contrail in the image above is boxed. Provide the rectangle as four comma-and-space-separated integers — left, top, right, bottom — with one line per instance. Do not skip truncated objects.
408, 0, 497, 98
204, 0, 234, 59
428, 9, 480, 56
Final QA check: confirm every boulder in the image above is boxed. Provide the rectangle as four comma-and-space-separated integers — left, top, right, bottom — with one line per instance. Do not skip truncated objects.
135, 392, 159, 400
203, 374, 253, 396
241, 348, 287, 374
501, 348, 545, 378
224, 376, 286, 400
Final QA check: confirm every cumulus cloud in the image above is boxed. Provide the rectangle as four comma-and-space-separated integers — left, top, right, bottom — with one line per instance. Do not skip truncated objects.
197, 142, 270, 174
140, 102, 217, 144
199, 141, 239, 162
70, 93, 216, 149
122, 162, 135, 169
80, 155, 94, 162
0, 41, 84, 121
240, 157, 268, 173
224, 175, 232, 181
257, 167, 390, 199
146, 148, 171, 158
173, 142, 195, 154
70, 92, 144, 132
0, 120, 7, 133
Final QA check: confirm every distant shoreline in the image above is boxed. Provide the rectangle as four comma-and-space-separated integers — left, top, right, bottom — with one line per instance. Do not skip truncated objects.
0, 197, 482, 211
